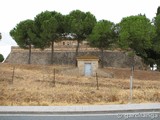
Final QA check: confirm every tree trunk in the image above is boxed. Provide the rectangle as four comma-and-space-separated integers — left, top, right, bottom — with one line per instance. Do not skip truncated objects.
28, 44, 31, 64
100, 48, 104, 68
75, 40, 80, 57
131, 51, 135, 69
75, 40, 80, 66
51, 41, 54, 64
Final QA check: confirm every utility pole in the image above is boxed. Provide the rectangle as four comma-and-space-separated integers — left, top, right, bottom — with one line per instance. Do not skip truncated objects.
130, 64, 134, 103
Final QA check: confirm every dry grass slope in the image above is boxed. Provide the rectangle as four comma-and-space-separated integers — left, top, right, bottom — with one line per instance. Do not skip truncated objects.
0, 63, 159, 106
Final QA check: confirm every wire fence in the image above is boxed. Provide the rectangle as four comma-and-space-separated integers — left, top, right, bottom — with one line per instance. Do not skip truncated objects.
0, 64, 159, 105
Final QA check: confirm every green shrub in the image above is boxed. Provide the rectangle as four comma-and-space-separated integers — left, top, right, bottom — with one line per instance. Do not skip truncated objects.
0, 54, 4, 62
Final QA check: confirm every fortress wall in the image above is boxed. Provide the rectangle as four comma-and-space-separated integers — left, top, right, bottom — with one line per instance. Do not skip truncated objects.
5, 47, 143, 68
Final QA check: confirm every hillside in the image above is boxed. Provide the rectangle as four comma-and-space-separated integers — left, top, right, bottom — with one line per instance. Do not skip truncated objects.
0, 63, 159, 106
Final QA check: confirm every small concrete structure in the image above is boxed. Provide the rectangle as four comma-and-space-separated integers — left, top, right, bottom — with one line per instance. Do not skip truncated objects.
77, 55, 99, 76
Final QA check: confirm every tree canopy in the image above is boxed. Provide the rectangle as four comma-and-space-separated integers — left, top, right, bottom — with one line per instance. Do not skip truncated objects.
137, 7, 160, 70
33, 11, 53, 49
143, 10, 160, 70
34, 11, 65, 64
67, 10, 97, 57
153, 15, 160, 52
118, 15, 156, 58
10, 19, 35, 64
9, 8, 160, 69
156, 6, 160, 16
10, 20, 34, 48
88, 20, 116, 68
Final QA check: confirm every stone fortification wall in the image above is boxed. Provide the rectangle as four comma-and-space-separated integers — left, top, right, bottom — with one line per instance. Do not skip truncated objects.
5, 46, 143, 68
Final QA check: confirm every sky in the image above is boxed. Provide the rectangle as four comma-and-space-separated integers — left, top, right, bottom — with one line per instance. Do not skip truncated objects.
0, 0, 159, 58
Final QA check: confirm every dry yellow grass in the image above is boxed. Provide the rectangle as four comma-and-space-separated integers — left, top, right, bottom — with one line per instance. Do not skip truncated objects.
0, 63, 159, 106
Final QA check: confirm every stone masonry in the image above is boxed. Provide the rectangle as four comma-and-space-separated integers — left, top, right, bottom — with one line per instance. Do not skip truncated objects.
5, 46, 143, 69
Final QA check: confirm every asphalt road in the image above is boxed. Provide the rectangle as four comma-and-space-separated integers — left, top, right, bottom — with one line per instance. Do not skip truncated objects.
0, 103, 160, 120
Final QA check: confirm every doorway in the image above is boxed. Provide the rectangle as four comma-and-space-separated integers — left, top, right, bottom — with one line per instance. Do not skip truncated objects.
84, 63, 92, 76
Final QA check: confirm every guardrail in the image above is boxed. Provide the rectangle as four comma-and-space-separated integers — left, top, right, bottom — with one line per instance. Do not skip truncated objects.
0, 103, 160, 120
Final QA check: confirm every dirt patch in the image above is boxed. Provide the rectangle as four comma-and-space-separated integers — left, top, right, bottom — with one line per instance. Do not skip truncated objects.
0, 63, 159, 106
104, 67, 160, 80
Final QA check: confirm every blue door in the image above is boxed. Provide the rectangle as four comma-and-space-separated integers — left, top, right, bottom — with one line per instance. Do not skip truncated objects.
84, 63, 92, 76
